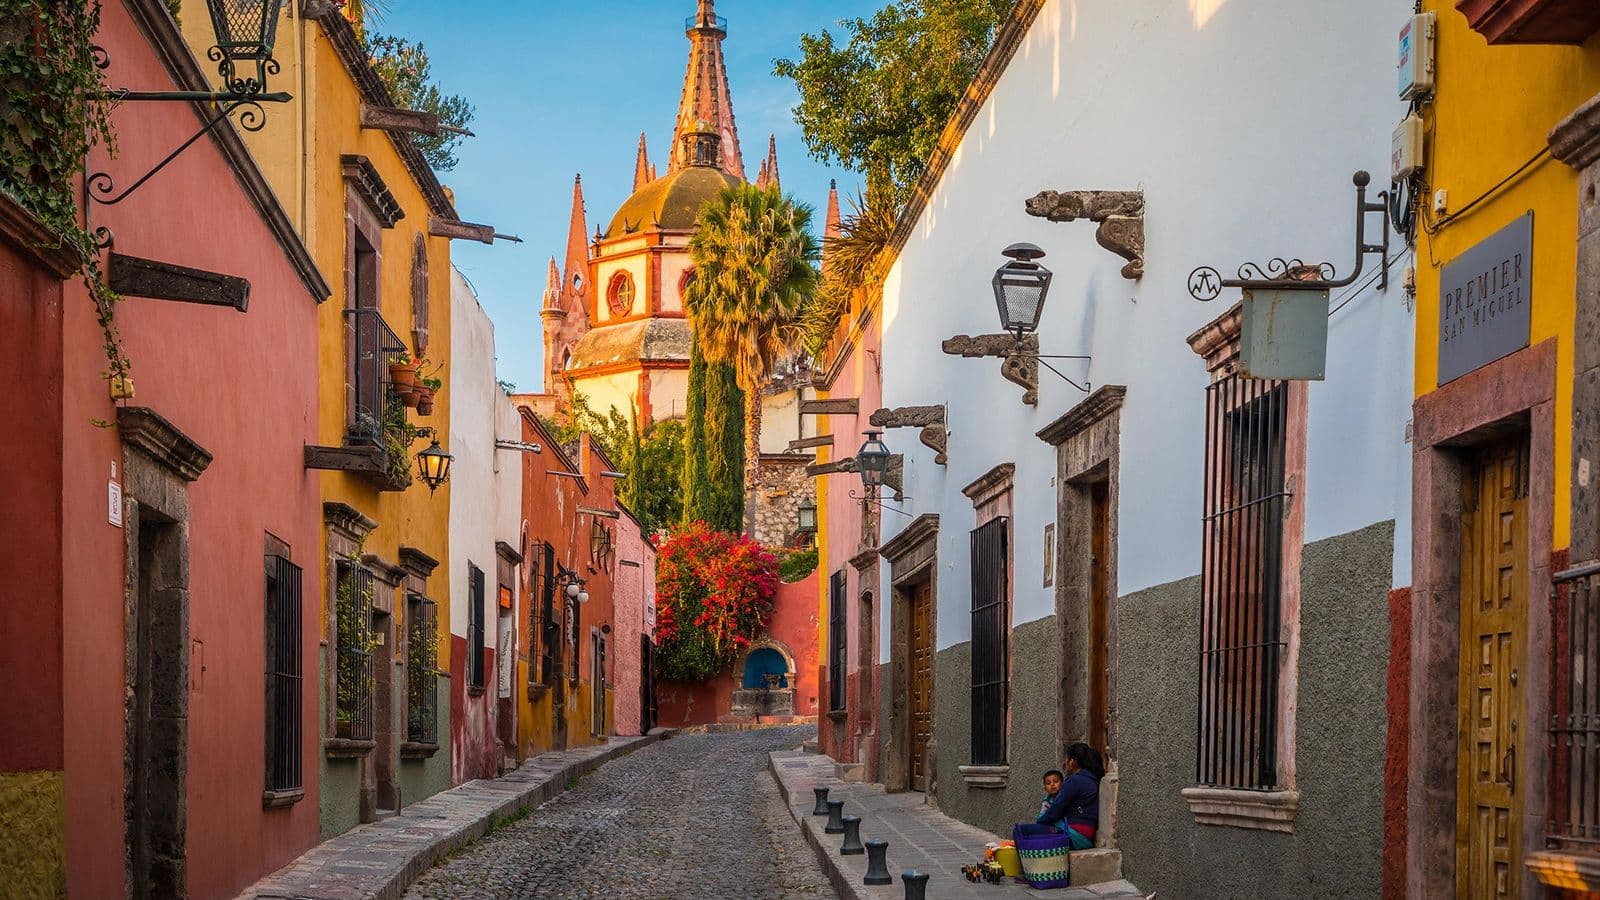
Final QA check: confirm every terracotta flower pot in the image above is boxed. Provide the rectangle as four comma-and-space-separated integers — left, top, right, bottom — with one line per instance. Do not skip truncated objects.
389, 363, 417, 390
416, 397, 435, 416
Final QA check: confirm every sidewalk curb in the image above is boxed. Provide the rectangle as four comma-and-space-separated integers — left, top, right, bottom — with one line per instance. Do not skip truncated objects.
768, 751, 881, 900
242, 731, 673, 899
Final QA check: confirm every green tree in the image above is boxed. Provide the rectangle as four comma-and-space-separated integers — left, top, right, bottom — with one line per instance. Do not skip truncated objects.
773, 0, 1012, 207
681, 337, 746, 533
541, 389, 684, 536
685, 183, 820, 536
365, 34, 475, 171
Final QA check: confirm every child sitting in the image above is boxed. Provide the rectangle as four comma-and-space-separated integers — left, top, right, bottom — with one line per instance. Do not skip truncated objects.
1015, 744, 1102, 851
1039, 769, 1064, 819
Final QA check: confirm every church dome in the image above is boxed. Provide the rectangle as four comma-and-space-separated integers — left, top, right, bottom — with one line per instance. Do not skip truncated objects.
606, 164, 739, 237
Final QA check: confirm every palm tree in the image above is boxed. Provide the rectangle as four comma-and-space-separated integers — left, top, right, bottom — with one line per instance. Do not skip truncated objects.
685, 183, 821, 536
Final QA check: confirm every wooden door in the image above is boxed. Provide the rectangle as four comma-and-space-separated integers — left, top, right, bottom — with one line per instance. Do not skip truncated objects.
910, 581, 934, 791
1457, 440, 1528, 900
1088, 481, 1111, 758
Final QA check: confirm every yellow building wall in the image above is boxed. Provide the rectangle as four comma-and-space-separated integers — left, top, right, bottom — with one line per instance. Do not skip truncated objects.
1415, 5, 1600, 551
594, 255, 650, 322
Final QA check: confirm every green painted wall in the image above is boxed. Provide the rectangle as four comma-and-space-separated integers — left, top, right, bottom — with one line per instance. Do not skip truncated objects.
398, 673, 451, 804
318, 648, 360, 840
1116, 521, 1393, 899
0, 770, 65, 898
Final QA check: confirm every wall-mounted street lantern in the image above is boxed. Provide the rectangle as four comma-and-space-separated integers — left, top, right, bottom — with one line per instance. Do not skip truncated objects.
796, 498, 818, 535
86, 0, 293, 217
416, 437, 453, 493
556, 567, 590, 605
856, 431, 892, 496
993, 242, 1052, 341
1185, 171, 1391, 381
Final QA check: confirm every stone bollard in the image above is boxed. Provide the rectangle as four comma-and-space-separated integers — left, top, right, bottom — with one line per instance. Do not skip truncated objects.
812, 786, 830, 816
824, 799, 846, 834
902, 870, 930, 900
840, 815, 865, 855
863, 839, 892, 884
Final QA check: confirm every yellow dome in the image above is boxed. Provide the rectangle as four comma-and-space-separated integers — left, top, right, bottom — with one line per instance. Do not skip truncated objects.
606, 165, 739, 237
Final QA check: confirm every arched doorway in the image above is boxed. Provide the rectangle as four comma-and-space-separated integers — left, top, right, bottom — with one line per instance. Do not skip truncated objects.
742, 647, 789, 688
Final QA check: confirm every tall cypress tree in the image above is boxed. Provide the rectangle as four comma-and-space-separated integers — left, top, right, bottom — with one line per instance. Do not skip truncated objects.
681, 334, 745, 532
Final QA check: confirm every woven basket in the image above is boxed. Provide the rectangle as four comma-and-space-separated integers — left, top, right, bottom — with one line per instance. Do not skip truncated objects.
1012, 826, 1072, 889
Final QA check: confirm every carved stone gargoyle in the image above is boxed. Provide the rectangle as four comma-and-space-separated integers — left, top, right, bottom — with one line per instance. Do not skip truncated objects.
869, 405, 948, 466
942, 334, 1039, 406
1023, 190, 1145, 280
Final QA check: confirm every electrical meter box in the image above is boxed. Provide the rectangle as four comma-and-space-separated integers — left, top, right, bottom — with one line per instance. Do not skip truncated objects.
1393, 113, 1425, 179
1399, 13, 1436, 99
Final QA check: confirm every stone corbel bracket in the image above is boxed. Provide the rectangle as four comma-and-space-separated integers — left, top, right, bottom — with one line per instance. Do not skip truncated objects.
869, 405, 948, 466
805, 454, 905, 499
1023, 190, 1145, 280
942, 334, 1039, 406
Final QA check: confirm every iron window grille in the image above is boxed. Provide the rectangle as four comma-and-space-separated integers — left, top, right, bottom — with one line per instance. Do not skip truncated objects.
1196, 374, 1290, 790
1549, 560, 1600, 848
592, 632, 608, 734
567, 597, 581, 682
406, 593, 439, 744
468, 563, 486, 690
970, 517, 1010, 766
334, 561, 375, 742
829, 570, 847, 711
265, 554, 302, 794
345, 306, 407, 444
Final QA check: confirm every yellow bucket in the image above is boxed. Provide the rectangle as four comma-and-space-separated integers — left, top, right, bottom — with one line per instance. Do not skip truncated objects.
995, 845, 1023, 877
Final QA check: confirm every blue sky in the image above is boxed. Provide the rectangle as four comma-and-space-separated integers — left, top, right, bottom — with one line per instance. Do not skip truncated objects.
375, 0, 879, 393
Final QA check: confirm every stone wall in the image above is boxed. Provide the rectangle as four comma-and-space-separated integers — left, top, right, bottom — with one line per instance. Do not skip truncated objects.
1116, 521, 1393, 899
754, 456, 814, 548
930, 616, 1059, 837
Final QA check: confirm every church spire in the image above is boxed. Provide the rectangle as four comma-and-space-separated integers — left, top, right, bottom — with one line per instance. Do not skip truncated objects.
633, 133, 652, 191
822, 179, 841, 273
543, 256, 561, 308
755, 134, 780, 190
562, 174, 589, 307
668, 0, 744, 179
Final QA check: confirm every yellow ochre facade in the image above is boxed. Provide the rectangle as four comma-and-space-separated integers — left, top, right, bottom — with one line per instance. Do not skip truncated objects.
180, 6, 457, 839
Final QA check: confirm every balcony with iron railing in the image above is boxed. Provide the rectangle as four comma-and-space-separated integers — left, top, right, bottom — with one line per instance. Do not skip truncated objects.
304, 307, 415, 491
686, 13, 727, 34
1531, 561, 1600, 892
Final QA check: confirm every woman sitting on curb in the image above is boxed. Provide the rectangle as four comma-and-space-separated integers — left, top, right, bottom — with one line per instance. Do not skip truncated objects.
1014, 742, 1103, 851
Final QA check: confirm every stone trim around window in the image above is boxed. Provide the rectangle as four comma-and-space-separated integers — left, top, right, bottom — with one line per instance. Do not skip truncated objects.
262, 788, 305, 809
1181, 787, 1300, 833
958, 764, 1010, 789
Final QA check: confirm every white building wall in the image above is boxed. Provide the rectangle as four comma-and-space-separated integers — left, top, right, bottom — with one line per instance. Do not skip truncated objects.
877, 0, 1415, 656
448, 267, 524, 641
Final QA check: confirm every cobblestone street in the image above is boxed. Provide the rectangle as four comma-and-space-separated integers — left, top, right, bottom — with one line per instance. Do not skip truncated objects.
406, 726, 834, 899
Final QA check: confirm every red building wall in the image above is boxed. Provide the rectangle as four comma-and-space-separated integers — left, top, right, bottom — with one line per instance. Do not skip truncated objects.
56, 4, 325, 897
655, 574, 820, 728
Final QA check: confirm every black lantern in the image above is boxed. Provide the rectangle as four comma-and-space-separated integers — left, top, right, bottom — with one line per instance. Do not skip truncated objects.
992, 242, 1052, 341
796, 498, 818, 534
416, 438, 453, 494
856, 431, 891, 493
206, 0, 286, 96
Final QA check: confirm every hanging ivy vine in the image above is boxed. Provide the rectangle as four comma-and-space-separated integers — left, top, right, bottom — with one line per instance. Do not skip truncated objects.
0, 0, 130, 388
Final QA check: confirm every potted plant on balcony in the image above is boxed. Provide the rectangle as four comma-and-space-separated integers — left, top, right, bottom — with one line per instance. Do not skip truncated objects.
416, 373, 442, 416
388, 351, 417, 393
380, 397, 418, 490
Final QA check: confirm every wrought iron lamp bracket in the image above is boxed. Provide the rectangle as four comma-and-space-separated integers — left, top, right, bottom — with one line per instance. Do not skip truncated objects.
847, 489, 916, 517
1018, 350, 1092, 394
1187, 170, 1390, 302
86, 44, 290, 213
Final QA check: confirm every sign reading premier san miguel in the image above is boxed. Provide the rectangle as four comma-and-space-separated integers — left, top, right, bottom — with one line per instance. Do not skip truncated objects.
1438, 212, 1533, 384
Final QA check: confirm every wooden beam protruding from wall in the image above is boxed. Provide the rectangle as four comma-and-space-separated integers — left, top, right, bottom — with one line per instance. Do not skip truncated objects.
787, 434, 835, 451
109, 253, 250, 311
800, 398, 859, 416
361, 103, 442, 136
869, 405, 948, 465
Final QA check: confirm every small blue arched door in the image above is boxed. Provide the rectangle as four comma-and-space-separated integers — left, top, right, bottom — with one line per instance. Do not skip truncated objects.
742, 647, 788, 688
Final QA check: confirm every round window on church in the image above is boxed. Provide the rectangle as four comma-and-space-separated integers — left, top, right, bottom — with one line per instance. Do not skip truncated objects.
607, 272, 636, 316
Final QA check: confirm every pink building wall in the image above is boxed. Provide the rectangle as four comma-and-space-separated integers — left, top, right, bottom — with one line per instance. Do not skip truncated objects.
817, 306, 884, 776
59, 3, 326, 896
610, 509, 655, 736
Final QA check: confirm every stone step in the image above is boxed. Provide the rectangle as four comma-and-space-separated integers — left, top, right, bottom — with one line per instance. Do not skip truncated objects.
1071, 848, 1124, 887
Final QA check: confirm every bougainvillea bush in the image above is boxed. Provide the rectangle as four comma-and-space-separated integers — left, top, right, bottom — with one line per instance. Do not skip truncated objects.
655, 521, 779, 682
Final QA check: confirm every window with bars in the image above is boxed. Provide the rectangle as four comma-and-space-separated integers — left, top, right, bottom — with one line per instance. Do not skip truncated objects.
468, 563, 486, 691
1550, 561, 1600, 846
1196, 374, 1290, 790
567, 597, 581, 682
970, 517, 1010, 766
334, 561, 375, 741
406, 592, 439, 744
535, 543, 557, 686
265, 554, 302, 796
828, 570, 847, 711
